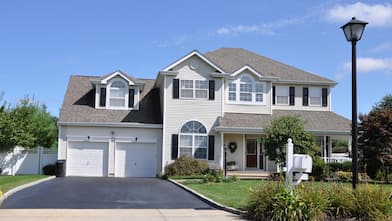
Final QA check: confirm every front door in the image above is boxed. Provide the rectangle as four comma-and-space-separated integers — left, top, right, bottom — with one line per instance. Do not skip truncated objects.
246, 139, 257, 168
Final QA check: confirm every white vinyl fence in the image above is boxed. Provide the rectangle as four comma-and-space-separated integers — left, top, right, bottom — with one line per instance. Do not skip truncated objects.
0, 146, 57, 175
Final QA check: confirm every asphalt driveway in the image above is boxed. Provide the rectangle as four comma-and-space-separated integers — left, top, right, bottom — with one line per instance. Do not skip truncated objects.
1, 177, 212, 209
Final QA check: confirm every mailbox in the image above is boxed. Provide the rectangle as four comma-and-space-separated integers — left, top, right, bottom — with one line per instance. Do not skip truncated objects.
293, 154, 312, 173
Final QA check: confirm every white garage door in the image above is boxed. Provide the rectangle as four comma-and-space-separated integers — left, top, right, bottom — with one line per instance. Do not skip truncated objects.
115, 143, 156, 177
67, 141, 109, 177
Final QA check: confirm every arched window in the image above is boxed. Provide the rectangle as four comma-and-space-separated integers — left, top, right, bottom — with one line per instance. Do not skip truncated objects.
179, 121, 208, 159
109, 79, 127, 108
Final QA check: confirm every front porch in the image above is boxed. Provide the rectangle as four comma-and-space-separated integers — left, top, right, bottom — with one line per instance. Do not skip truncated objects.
218, 132, 352, 173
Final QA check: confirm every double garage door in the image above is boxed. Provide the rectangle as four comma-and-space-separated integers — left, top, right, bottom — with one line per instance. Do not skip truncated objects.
66, 141, 156, 177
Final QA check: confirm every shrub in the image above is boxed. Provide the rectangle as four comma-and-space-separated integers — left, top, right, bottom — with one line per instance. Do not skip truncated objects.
328, 162, 343, 172
324, 183, 355, 218
310, 157, 329, 180
164, 156, 209, 177
247, 182, 285, 221
42, 164, 56, 175
353, 184, 392, 221
202, 170, 237, 183
342, 161, 352, 172
297, 183, 328, 220
333, 171, 352, 182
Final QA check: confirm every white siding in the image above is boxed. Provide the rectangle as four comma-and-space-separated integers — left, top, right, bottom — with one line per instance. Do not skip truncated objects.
162, 55, 223, 169
272, 84, 331, 111
58, 125, 163, 175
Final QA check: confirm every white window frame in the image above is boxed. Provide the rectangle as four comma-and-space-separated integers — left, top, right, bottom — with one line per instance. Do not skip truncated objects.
179, 121, 208, 160
226, 74, 266, 105
309, 87, 322, 106
180, 79, 209, 100
275, 86, 289, 105
107, 78, 129, 109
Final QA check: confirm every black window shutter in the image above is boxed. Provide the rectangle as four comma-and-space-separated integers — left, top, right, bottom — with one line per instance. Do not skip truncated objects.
171, 134, 178, 160
99, 88, 106, 107
289, 87, 295, 106
128, 89, 135, 108
209, 80, 215, 100
208, 135, 214, 160
272, 86, 276, 105
173, 79, 179, 99
303, 87, 309, 106
322, 88, 328, 107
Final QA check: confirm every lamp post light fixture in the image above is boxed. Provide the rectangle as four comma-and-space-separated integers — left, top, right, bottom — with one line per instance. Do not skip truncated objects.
341, 17, 368, 189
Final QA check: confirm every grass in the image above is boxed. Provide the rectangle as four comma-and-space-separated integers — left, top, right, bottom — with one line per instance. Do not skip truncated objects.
182, 180, 260, 210
181, 179, 392, 210
0, 175, 48, 194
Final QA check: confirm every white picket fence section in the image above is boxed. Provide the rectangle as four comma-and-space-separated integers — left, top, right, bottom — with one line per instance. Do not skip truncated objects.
0, 146, 57, 175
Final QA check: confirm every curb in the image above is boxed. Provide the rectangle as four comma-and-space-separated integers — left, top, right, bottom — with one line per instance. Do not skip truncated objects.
168, 179, 249, 216
0, 176, 56, 207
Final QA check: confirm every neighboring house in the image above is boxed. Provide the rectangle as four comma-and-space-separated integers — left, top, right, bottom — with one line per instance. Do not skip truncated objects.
58, 48, 351, 177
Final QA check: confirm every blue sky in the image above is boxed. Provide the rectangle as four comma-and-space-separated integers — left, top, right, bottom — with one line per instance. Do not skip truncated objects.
0, 1, 391, 119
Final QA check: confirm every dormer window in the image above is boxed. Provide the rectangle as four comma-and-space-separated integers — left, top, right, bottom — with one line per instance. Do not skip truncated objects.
109, 80, 128, 108
227, 74, 266, 105
95, 71, 141, 110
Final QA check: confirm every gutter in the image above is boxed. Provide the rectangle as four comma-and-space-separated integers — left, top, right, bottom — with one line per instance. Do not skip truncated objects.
58, 121, 163, 129
214, 127, 350, 135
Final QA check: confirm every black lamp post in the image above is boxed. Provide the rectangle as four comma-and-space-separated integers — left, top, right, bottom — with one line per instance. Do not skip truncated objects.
341, 17, 368, 189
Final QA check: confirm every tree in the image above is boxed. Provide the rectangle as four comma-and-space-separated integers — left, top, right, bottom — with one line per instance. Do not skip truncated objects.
359, 108, 392, 177
262, 116, 319, 165
0, 96, 57, 152
373, 94, 392, 111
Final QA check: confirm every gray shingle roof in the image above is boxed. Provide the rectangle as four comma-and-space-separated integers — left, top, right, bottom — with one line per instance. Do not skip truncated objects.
205, 48, 336, 84
216, 110, 351, 134
59, 75, 162, 124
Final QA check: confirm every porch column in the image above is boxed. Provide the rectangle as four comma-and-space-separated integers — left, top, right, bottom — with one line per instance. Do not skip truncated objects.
323, 136, 327, 163
220, 132, 224, 170
242, 133, 246, 171
348, 137, 352, 153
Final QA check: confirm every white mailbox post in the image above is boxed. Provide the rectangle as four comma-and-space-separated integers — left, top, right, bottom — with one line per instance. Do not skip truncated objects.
285, 138, 313, 191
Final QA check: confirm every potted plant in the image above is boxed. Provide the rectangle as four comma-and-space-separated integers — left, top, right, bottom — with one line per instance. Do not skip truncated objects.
226, 161, 237, 171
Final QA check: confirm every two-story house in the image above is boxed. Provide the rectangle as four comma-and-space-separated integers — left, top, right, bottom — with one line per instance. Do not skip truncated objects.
58, 48, 351, 177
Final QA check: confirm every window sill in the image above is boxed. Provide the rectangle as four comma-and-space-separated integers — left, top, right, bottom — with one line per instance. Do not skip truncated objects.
178, 97, 209, 101
226, 101, 266, 106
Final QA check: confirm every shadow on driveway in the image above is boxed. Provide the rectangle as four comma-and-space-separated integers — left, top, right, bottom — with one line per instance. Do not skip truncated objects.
1, 177, 212, 209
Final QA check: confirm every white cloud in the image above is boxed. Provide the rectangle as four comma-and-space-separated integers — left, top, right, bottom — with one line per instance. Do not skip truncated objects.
216, 17, 303, 36
370, 42, 392, 53
325, 2, 392, 27
344, 57, 392, 73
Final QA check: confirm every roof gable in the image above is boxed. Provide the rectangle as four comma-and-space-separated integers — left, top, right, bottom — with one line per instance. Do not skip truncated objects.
162, 50, 225, 73
231, 65, 263, 78
101, 70, 136, 85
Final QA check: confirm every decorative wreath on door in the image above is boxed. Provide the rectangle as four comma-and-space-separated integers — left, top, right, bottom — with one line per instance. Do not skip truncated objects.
228, 142, 237, 153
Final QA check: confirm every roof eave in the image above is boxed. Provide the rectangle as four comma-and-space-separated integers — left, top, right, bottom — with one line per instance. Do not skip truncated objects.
276, 79, 337, 87
58, 121, 163, 129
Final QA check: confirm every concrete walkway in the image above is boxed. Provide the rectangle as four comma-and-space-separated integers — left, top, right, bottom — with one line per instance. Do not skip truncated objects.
0, 209, 245, 221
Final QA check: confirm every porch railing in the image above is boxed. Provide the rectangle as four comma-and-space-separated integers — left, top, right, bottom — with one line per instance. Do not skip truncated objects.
323, 156, 352, 163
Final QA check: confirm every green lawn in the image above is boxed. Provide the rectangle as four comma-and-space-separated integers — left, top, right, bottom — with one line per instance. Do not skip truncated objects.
182, 180, 261, 210
181, 180, 392, 210
0, 175, 48, 194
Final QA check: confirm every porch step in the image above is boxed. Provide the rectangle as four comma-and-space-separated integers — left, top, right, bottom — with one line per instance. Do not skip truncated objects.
227, 171, 271, 180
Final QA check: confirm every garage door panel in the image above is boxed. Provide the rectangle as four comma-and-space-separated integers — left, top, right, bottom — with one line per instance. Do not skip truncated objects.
67, 142, 109, 177
115, 143, 156, 177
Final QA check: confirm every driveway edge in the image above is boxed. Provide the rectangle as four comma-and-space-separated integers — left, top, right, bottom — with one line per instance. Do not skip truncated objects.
168, 179, 248, 216
0, 176, 56, 207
